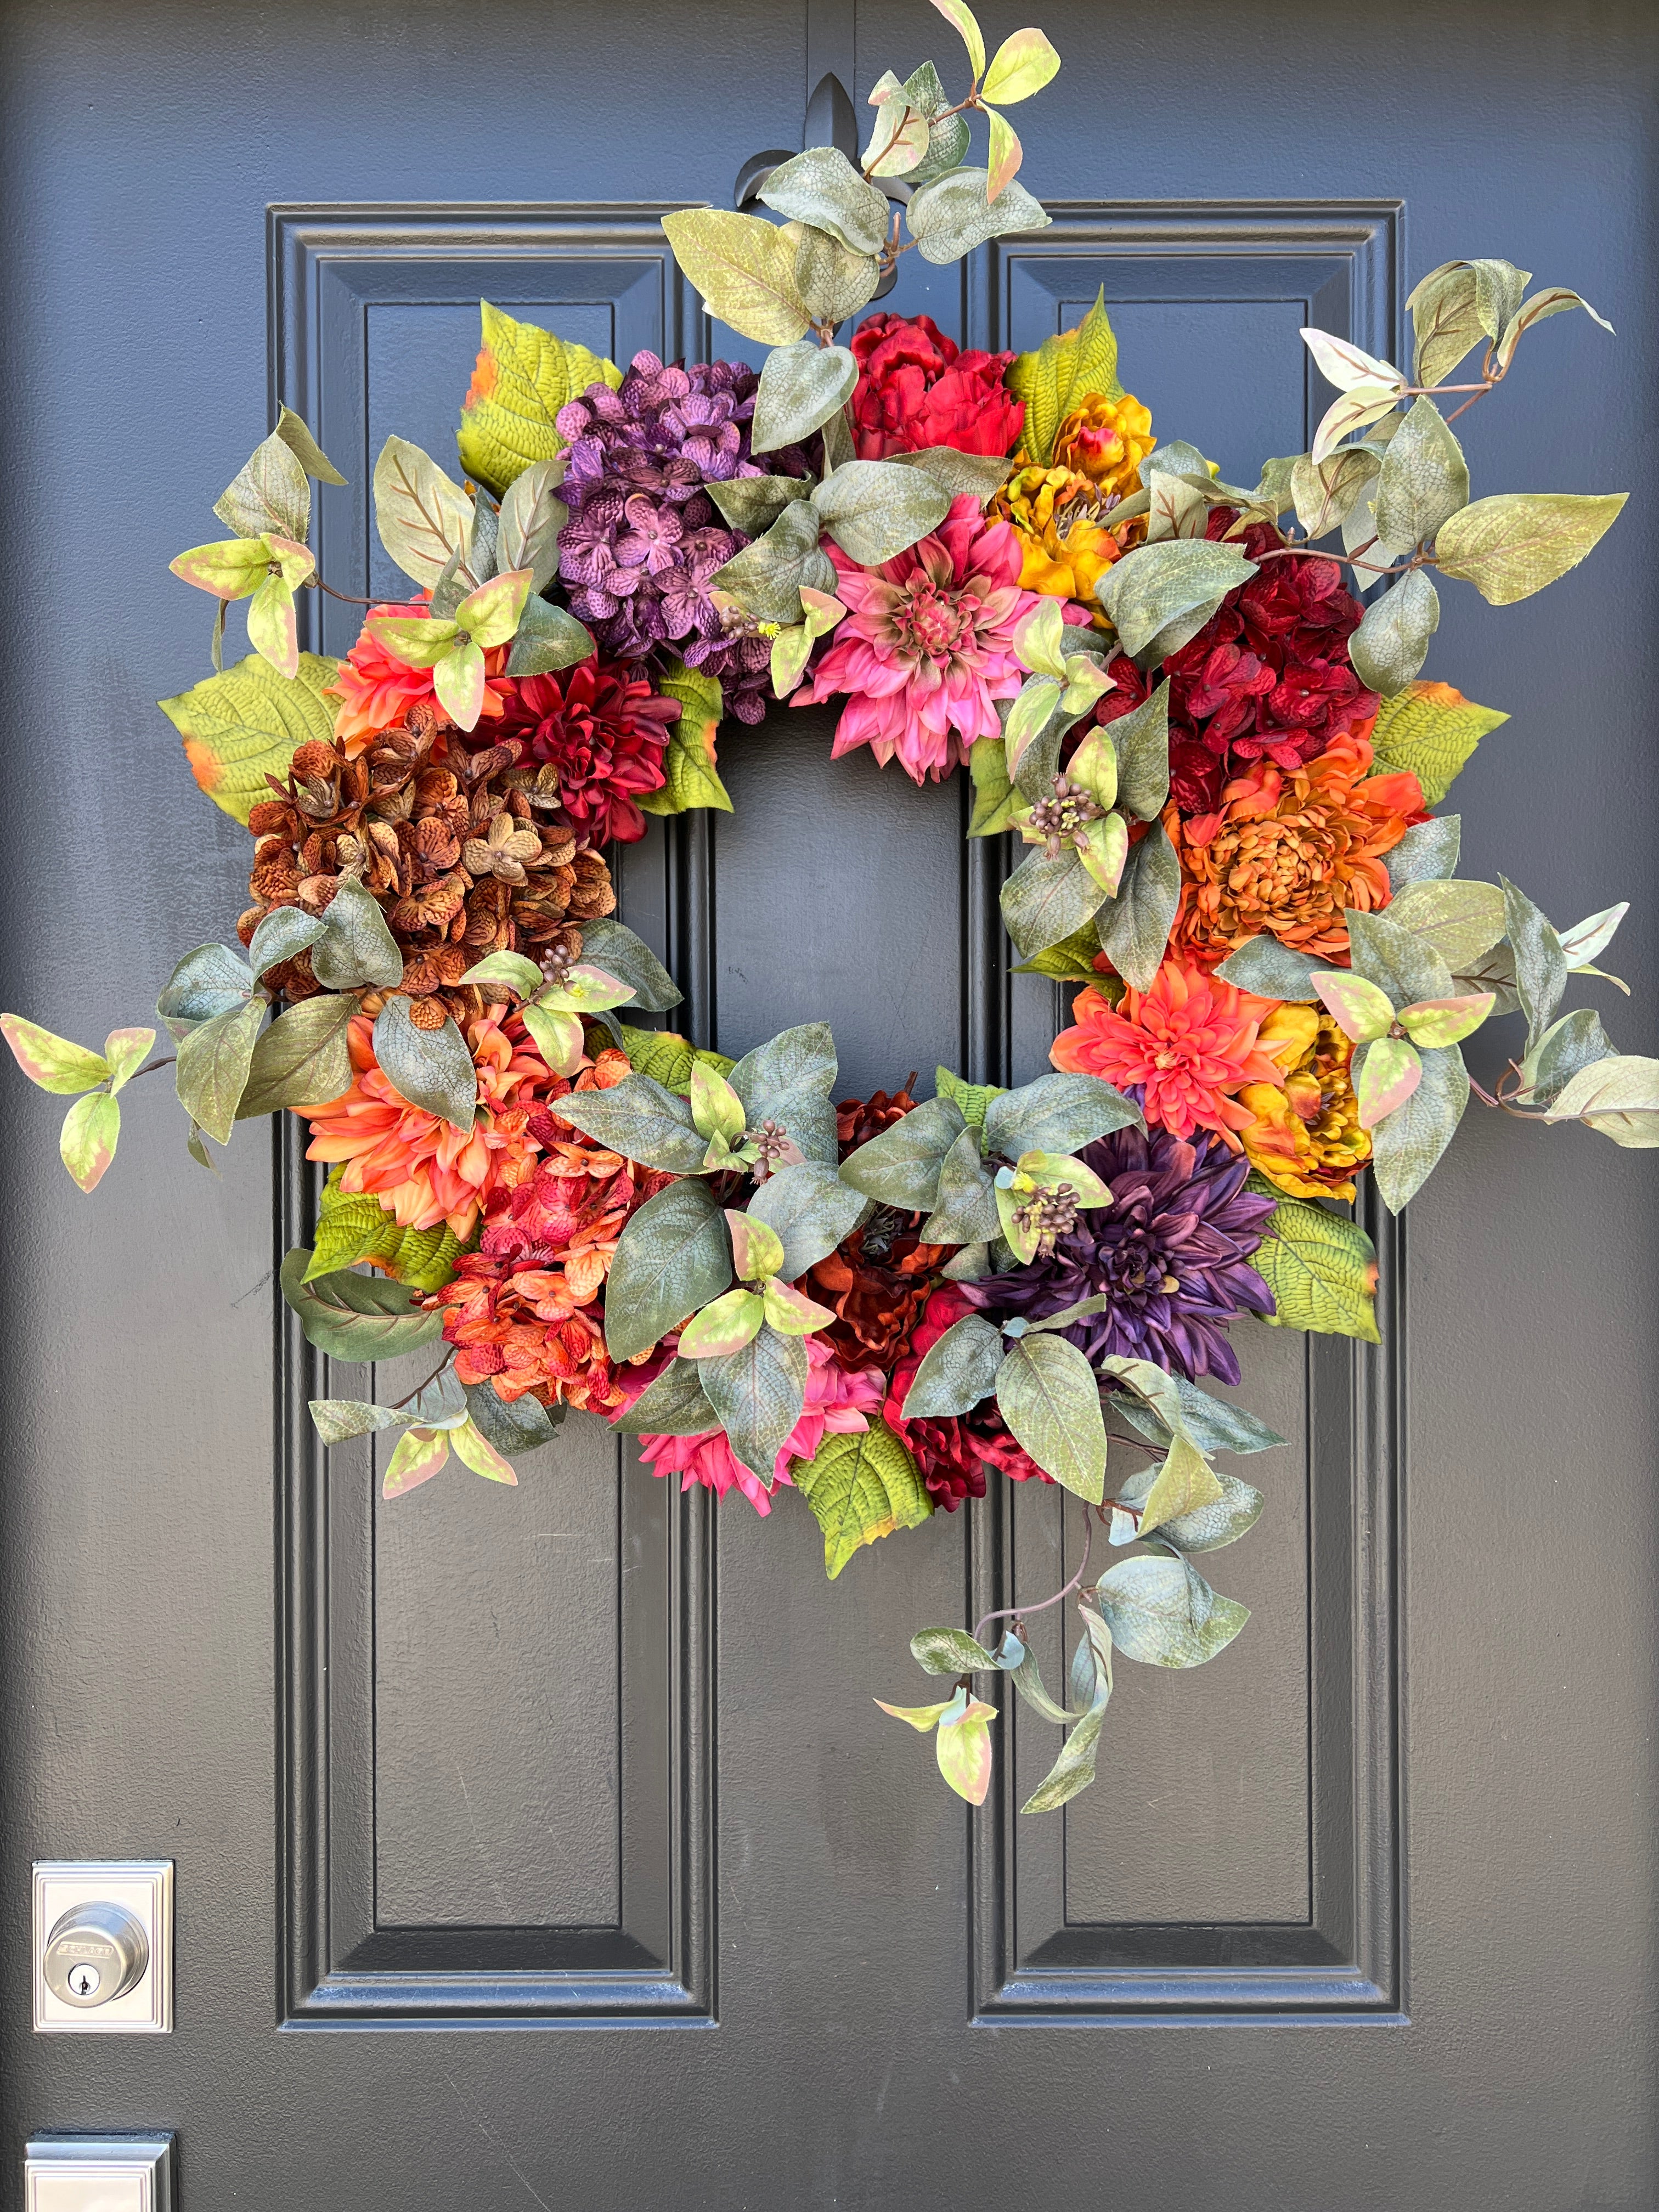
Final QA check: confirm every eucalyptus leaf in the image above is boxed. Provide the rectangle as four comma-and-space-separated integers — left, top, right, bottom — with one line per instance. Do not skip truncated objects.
729, 1022, 840, 1168
746, 1158, 867, 1278
902, 1312, 1005, 1419
699, 1323, 809, 1481
758, 146, 891, 259
571, 919, 681, 1013
983, 1070, 1142, 1160
712, 500, 837, 625
1094, 1554, 1248, 1668
1348, 570, 1441, 695
1345, 907, 1455, 1009
905, 167, 1051, 264
311, 876, 404, 990
174, 995, 264, 1144
1369, 1041, 1469, 1212
1000, 848, 1103, 960
1515, 1007, 1616, 1109
839, 1093, 966, 1207
1384, 877, 1506, 970
1214, 935, 1340, 1001
550, 1073, 709, 1174
235, 992, 356, 1119
786, 220, 883, 326
1107, 680, 1171, 821
1386, 815, 1462, 888
1096, 539, 1257, 662
506, 596, 595, 676
605, 1179, 733, 1363
751, 341, 859, 456
156, 941, 256, 1025
995, 1333, 1107, 1502
371, 999, 477, 1133
703, 474, 816, 536
910, 1626, 998, 1675
889, 447, 1013, 502
812, 460, 951, 567
611, 1357, 718, 1437
1093, 818, 1180, 992
465, 1381, 565, 1457
919, 1126, 1001, 1244
1372, 397, 1469, 556
247, 906, 329, 981
1500, 876, 1569, 1051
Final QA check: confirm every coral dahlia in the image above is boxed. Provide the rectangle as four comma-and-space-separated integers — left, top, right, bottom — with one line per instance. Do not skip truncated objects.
970, 1126, 1277, 1385
847, 313, 1024, 461
793, 495, 1041, 782
1169, 731, 1426, 969
493, 656, 679, 844
1051, 958, 1297, 1147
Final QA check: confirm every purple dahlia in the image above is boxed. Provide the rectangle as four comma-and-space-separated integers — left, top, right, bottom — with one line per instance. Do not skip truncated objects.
555, 353, 806, 724
973, 1125, 1277, 1384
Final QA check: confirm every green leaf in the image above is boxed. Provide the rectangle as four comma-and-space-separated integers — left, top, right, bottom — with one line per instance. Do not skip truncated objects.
1105, 681, 1171, 822
934, 1066, 1006, 1139
59, 1091, 120, 1192
1384, 877, 1505, 972
1020, 1610, 1114, 1814
983, 1069, 1142, 1159
1094, 1554, 1248, 1668
159, 650, 342, 827
1372, 397, 1469, 556
371, 435, 478, 590
702, 475, 815, 537
235, 992, 356, 1118
457, 302, 619, 495
679, 1285, 766, 1359
636, 658, 733, 817
1, 1014, 111, 1095
302, 1170, 461, 1293
155, 942, 257, 1029
552, 1073, 708, 1174
919, 1125, 1002, 1243
1435, 491, 1628, 606
794, 1421, 933, 1579
1005, 1633, 1088, 1726
911, 1625, 998, 1675
729, 1022, 840, 1168
1500, 876, 1569, 1052
1407, 262, 1486, 388
308, 1396, 411, 1445
246, 906, 329, 982
746, 1159, 867, 1279
212, 433, 311, 541
1492, 285, 1615, 374
572, 919, 681, 1014
1254, 1198, 1380, 1341
1012, 927, 1110, 982
506, 595, 594, 677
812, 459, 951, 567
273, 404, 346, 487
1000, 848, 1103, 960
612, 1357, 718, 1437
758, 147, 890, 259
1116, 1465, 1264, 1554
605, 1178, 733, 1363
614, 1025, 726, 1096
905, 167, 1051, 266
371, 998, 476, 1133
750, 341, 859, 456
1006, 287, 1122, 467
1096, 539, 1258, 662
279, 1247, 445, 1362
1290, 446, 1381, 541
785, 219, 883, 325
309, 876, 403, 991
1345, 907, 1454, 1009
1214, 935, 1337, 1001
495, 458, 569, 594
1348, 570, 1441, 696
1365, 682, 1508, 805
699, 1322, 808, 1480
1094, 817, 1181, 992
1368, 1041, 1468, 1212
174, 995, 264, 1144
1135, 1430, 1224, 1538
661, 208, 811, 345
1514, 1007, 1616, 1109
381, 1427, 451, 1499
1387, 815, 1462, 889
995, 1333, 1107, 1502
465, 1381, 565, 1458
1543, 1054, 1659, 1148
712, 499, 837, 625
902, 1312, 1006, 1419
840, 1092, 965, 1207
888, 447, 1013, 502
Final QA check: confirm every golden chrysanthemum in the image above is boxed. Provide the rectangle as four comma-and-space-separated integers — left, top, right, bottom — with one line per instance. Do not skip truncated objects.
1238, 1005, 1371, 1201
988, 464, 1125, 614
1169, 732, 1425, 970
1052, 391, 1155, 500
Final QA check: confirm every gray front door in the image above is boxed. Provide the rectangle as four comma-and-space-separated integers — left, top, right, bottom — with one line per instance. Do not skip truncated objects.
2, 1, 1655, 2204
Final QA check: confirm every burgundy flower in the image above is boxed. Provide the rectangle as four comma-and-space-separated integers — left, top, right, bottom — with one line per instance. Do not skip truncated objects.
493, 656, 679, 845
848, 313, 1024, 461
1092, 512, 1379, 815
969, 1124, 1276, 1385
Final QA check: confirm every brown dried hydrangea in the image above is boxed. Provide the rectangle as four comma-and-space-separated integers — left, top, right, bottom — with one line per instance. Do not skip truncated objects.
239, 703, 616, 1023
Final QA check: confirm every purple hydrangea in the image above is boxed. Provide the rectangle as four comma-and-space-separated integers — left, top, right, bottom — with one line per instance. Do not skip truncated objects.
973, 1125, 1277, 1384
555, 353, 803, 724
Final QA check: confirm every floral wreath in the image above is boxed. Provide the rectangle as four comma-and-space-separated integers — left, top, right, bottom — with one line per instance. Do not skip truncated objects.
5, 0, 1643, 1815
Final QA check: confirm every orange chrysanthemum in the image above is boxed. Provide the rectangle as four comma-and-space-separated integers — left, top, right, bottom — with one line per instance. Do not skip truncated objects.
303, 1005, 565, 1240
1051, 957, 1299, 1146
1169, 731, 1425, 970
327, 599, 512, 756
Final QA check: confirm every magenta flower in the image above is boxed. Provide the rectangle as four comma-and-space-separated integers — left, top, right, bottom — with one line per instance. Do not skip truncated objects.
792, 495, 1041, 783
622, 1337, 885, 1515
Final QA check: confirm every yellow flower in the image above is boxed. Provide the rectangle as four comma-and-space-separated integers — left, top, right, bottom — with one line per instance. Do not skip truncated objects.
989, 465, 1123, 615
1238, 1006, 1372, 1202
1053, 392, 1155, 500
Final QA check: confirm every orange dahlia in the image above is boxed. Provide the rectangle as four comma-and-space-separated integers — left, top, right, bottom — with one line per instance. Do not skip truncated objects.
303, 1005, 565, 1240
327, 598, 512, 755
1051, 956, 1298, 1147
1237, 1005, 1370, 1201
1169, 732, 1425, 970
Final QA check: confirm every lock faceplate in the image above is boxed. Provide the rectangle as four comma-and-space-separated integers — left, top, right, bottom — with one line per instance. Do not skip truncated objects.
25, 2135, 174, 2212
32, 1863, 172, 2034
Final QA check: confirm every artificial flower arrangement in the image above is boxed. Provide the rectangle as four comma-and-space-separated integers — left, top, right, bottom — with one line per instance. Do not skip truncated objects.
5, 0, 1652, 1817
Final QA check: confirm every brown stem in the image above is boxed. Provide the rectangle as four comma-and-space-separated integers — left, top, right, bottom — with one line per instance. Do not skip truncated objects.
973, 1502, 1096, 1650
124, 1056, 177, 1083
309, 577, 380, 607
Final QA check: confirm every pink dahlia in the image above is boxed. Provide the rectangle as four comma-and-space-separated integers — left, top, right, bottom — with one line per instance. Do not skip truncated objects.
622, 1336, 885, 1515
793, 494, 1040, 783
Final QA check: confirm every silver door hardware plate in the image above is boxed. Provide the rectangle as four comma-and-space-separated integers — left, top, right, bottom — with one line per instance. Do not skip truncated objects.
32, 1862, 173, 2034
25, 2136, 174, 2212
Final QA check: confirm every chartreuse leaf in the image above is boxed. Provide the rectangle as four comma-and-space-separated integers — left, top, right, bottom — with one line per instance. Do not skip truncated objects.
1094, 1554, 1248, 1668
1435, 492, 1627, 606
1135, 1431, 1224, 1539
983, 25, 1060, 104
934, 1066, 1006, 1141
101, 1029, 155, 1093
679, 1287, 766, 1359
1252, 1193, 1381, 1342
1006, 287, 1122, 467
1354, 1035, 1424, 1128
995, 1333, 1106, 1502
382, 1427, 452, 1499
1396, 992, 1494, 1049
1, 1014, 111, 1094
968, 735, 1017, 837
1313, 972, 1396, 1045
795, 1421, 933, 1579
448, 1418, 518, 1485
303, 1169, 461, 1293
457, 302, 620, 496
1543, 1056, 1659, 1147
1384, 877, 1505, 971
158, 651, 342, 826
934, 1688, 997, 1805
59, 1092, 121, 1192
280, 1247, 445, 1362
661, 210, 811, 346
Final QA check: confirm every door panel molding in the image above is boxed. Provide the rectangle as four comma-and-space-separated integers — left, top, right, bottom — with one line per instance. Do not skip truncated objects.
270, 207, 715, 2025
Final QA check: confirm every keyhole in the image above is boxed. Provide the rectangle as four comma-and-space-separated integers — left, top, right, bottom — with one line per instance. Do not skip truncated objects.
66, 1962, 100, 1999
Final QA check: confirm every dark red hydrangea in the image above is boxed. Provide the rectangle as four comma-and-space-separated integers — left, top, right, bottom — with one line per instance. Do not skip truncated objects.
493, 656, 679, 844
554, 353, 810, 724
884, 1286, 1049, 1509
1092, 512, 1380, 817
848, 313, 1024, 461
968, 1125, 1276, 1386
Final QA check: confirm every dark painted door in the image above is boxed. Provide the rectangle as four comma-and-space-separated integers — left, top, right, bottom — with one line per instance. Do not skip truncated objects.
3, 1, 1656, 2205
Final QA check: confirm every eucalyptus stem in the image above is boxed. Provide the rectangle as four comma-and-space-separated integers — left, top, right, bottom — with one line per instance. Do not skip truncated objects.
972, 1498, 1097, 1651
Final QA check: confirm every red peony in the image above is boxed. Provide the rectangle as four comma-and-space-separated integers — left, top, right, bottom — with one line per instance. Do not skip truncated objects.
493, 655, 680, 845
884, 1286, 1048, 1509
1093, 512, 1379, 817
848, 313, 1024, 461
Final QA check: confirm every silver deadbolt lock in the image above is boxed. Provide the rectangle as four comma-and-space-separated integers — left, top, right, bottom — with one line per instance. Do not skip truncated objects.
42, 1900, 150, 2007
